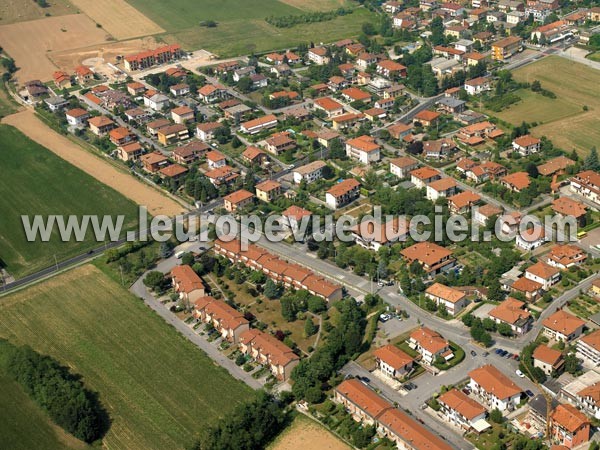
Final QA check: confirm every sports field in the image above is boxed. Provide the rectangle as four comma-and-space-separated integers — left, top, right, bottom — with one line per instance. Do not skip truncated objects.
492, 56, 600, 155
0, 265, 253, 450
268, 414, 351, 450
0, 124, 139, 279
126, 0, 375, 56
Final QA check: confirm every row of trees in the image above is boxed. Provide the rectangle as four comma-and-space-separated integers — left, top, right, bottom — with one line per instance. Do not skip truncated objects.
190, 391, 288, 450
265, 8, 352, 28
2, 340, 108, 443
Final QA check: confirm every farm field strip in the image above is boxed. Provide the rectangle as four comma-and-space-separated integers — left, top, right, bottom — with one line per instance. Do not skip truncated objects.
0, 265, 253, 450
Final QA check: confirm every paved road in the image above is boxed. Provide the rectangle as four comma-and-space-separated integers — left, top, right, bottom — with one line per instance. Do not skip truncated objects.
129, 244, 265, 390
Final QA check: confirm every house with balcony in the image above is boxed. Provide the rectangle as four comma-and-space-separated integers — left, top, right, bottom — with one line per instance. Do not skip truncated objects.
468, 365, 523, 411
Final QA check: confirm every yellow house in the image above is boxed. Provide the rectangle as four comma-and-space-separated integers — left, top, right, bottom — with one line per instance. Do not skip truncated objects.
591, 279, 600, 297
491, 36, 522, 61
255, 180, 282, 202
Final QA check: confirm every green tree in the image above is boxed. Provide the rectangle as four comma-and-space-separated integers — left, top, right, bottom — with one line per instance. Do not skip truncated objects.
584, 146, 600, 171
264, 279, 281, 299
564, 353, 579, 374
489, 408, 503, 423
143, 271, 167, 292
304, 317, 317, 337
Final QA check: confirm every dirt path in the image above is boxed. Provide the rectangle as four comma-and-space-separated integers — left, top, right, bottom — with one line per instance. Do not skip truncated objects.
2, 110, 184, 216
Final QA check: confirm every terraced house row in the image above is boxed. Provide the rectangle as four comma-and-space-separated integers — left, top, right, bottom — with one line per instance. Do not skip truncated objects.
214, 238, 343, 302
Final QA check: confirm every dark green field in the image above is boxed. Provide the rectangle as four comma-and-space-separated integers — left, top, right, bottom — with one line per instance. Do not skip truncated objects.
0, 265, 253, 450
0, 124, 139, 279
126, 0, 376, 56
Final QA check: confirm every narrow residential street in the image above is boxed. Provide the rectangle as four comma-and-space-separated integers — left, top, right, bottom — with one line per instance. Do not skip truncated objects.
129, 244, 265, 390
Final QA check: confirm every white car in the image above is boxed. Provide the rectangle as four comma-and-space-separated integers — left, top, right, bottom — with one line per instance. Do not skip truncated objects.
515, 369, 525, 378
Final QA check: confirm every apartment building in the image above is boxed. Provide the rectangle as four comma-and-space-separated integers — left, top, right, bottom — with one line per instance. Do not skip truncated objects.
468, 365, 523, 411
238, 329, 299, 380
325, 179, 360, 209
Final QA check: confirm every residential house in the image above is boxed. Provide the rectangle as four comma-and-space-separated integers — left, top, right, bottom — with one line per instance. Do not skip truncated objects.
170, 83, 190, 96
238, 329, 299, 380
157, 124, 189, 145
255, 180, 282, 202
74, 65, 94, 85
501, 172, 531, 192
576, 382, 600, 420
570, 170, 600, 205
193, 296, 249, 344
532, 345, 564, 376
198, 84, 228, 103
550, 404, 590, 449
423, 138, 456, 160
159, 163, 188, 180
144, 92, 170, 111
196, 122, 224, 141
325, 179, 360, 209
448, 191, 482, 214
146, 118, 171, 136
335, 379, 392, 425
408, 327, 453, 365
293, 160, 327, 184
206, 150, 227, 169
413, 110, 441, 127
106, 125, 134, 145
410, 167, 441, 188
576, 329, 600, 366
240, 114, 278, 134
473, 203, 503, 226
376, 60, 407, 78
126, 81, 146, 96
125, 107, 150, 123
282, 205, 312, 231
538, 156, 575, 177
374, 345, 414, 379
438, 389, 488, 432
345, 135, 381, 164
464, 77, 492, 95
468, 365, 523, 411
390, 156, 419, 179
543, 310, 585, 342
116, 142, 143, 162
350, 217, 409, 252
88, 116, 115, 136
387, 122, 413, 141
308, 47, 330, 65
65, 108, 90, 127
223, 189, 254, 212
141, 151, 168, 173
491, 36, 522, 60
425, 283, 468, 316
242, 146, 267, 165
265, 132, 296, 155
171, 265, 206, 304
525, 261, 560, 290
172, 142, 209, 165
547, 244, 587, 269
44, 95, 68, 112
313, 97, 344, 117
489, 297, 532, 335
332, 112, 365, 131
401, 242, 455, 275
426, 178, 458, 201
171, 105, 195, 124
205, 165, 239, 187
512, 135, 541, 155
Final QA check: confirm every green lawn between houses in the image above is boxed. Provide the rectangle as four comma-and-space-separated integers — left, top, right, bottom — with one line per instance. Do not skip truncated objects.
0, 264, 253, 450
125, 0, 377, 57
0, 124, 139, 279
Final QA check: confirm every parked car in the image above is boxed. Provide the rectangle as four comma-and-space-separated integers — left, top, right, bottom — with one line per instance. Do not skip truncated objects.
470, 350, 477, 357
379, 313, 391, 322
525, 390, 534, 398
516, 370, 525, 378
495, 348, 503, 355
462, 388, 471, 395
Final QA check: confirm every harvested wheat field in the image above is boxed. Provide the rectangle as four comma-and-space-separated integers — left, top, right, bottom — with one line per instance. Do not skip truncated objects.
69, 0, 164, 40
0, 14, 111, 82
0, 0, 74, 25
2, 110, 184, 216
268, 415, 350, 450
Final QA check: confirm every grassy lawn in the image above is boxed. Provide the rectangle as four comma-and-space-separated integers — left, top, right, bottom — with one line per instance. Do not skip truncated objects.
586, 52, 600, 62
0, 81, 19, 118
492, 56, 600, 155
127, 0, 376, 57
0, 264, 253, 450
0, 124, 139, 279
